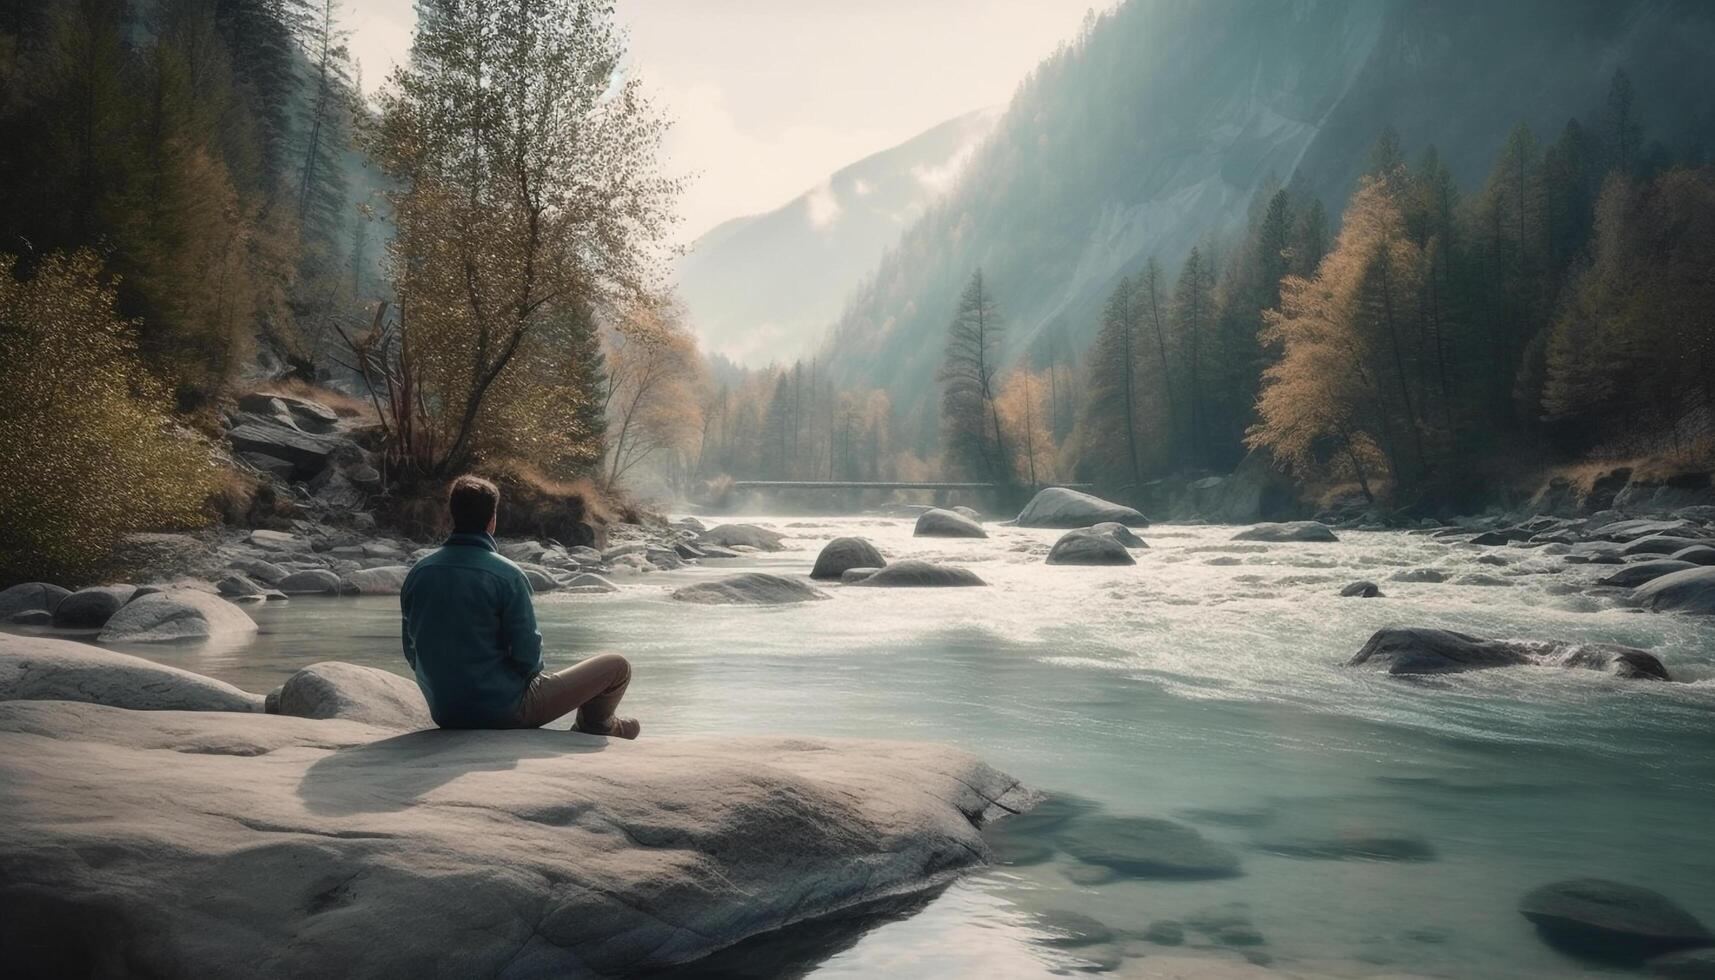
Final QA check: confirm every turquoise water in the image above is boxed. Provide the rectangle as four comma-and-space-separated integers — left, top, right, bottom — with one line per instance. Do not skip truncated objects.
105, 518, 1715, 978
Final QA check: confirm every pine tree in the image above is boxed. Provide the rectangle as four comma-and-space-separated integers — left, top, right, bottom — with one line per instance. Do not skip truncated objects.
1173, 247, 1216, 466
1079, 275, 1145, 485
937, 269, 1010, 483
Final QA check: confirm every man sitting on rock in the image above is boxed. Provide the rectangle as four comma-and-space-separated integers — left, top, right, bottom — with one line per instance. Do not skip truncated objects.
400, 475, 641, 738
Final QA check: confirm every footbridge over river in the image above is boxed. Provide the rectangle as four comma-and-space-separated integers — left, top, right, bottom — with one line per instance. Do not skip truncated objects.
727, 481, 1093, 509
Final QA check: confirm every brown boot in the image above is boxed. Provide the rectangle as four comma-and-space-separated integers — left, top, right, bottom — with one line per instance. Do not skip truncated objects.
574, 716, 641, 740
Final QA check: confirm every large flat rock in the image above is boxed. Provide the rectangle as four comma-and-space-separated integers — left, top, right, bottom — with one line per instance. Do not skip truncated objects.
0, 633, 263, 712
1014, 487, 1148, 528
0, 700, 1033, 977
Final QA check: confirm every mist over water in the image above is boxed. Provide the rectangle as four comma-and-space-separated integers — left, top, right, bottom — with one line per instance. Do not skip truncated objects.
112, 517, 1715, 978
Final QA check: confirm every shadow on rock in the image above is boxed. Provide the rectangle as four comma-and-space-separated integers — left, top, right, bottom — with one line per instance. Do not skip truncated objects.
296, 728, 609, 816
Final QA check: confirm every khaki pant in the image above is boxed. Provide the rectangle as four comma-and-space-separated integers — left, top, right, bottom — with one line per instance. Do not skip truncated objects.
514, 653, 631, 732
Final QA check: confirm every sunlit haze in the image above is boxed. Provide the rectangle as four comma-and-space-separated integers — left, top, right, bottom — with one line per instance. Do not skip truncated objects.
347, 0, 1111, 242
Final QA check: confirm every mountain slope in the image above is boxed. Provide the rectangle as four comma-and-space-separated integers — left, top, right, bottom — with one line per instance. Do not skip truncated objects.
822, 0, 1715, 429
673, 108, 998, 366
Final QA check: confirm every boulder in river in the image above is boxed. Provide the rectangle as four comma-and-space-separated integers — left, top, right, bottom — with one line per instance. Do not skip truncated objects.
563, 573, 620, 594
1599, 561, 1696, 588
50, 585, 137, 628
275, 569, 342, 595
1232, 521, 1339, 543
1014, 487, 1148, 528
1, 633, 261, 712
1624, 535, 1708, 557
697, 523, 786, 552
1650, 949, 1715, 978
97, 590, 258, 644
1056, 815, 1242, 879
852, 559, 986, 588
339, 566, 411, 596
0, 582, 70, 622
811, 537, 887, 580
914, 508, 988, 538
0, 698, 1033, 977
1046, 528, 1137, 566
1348, 627, 1670, 680
1090, 522, 1147, 548
1390, 568, 1450, 583
1340, 581, 1383, 598
274, 661, 431, 730
1669, 545, 1715, 566
1596, 519, 1708, 543
671, 573, 830, 605
1632, 566, 1715, 615
1518, 878, 1712, 963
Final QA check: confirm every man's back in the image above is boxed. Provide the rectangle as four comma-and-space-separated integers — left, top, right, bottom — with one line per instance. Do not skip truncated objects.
400, 531, 542, 728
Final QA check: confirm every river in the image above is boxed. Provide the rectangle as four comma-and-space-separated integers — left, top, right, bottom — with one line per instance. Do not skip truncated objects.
102, 516, 1715, 978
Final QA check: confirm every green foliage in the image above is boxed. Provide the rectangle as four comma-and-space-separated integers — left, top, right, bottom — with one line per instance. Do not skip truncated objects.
0, 252, 217, 585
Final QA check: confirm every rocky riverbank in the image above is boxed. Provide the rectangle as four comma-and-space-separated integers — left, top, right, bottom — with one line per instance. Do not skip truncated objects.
0, 634, 1036, 976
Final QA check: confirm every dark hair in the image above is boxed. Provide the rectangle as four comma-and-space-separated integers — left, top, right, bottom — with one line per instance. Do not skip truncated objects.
447, 475, 500, 533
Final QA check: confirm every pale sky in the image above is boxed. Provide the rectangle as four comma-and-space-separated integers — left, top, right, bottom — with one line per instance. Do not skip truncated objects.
346, 0, 1110, 243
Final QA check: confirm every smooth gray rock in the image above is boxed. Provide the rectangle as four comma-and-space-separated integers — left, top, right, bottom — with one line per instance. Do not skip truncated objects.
0, 634, 261, 711
852, 560, 986, 588
951, 505, 983, 522
1046, 528, 1136, 566
840, 567, 881, 584
50, 585, 137, 628
1597, 519, 1707, 543
217, 574, 264, 598
1651, 949, 1715, 978
515, 564, 560, 593
1232, 521, 1338, 543
697, 523, 787, 552
1391, 568, 1450, 583
1090, 522, 1147, 548
563, 573, 620, 594
248, 529, 311, 553
1624, 535, 1707, 557
1348, 627, 1670, 680
1519, 879, 1712, 963
811, 537, 887, 580
1633, 566, 1715, 615
339, 566, 410, 596
1014, 487, 1148, 528
96, 590, 259, 644
276, 662, 431, 731
1340, 581, 1383, 598
1670, 545, 1715, 566
275, 569, 342, 596
0, 699, 1032, 978
227, 557, 290, 584
1600, 561, 1697, 588
1454, 573, 1511, 587
671, 573, 830, 605
1057, 815, 1241, 879
0, 583, 70, 621
914, 508, 988, 538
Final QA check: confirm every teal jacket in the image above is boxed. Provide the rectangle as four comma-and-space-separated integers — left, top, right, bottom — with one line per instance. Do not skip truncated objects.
400, 532, 542, 728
